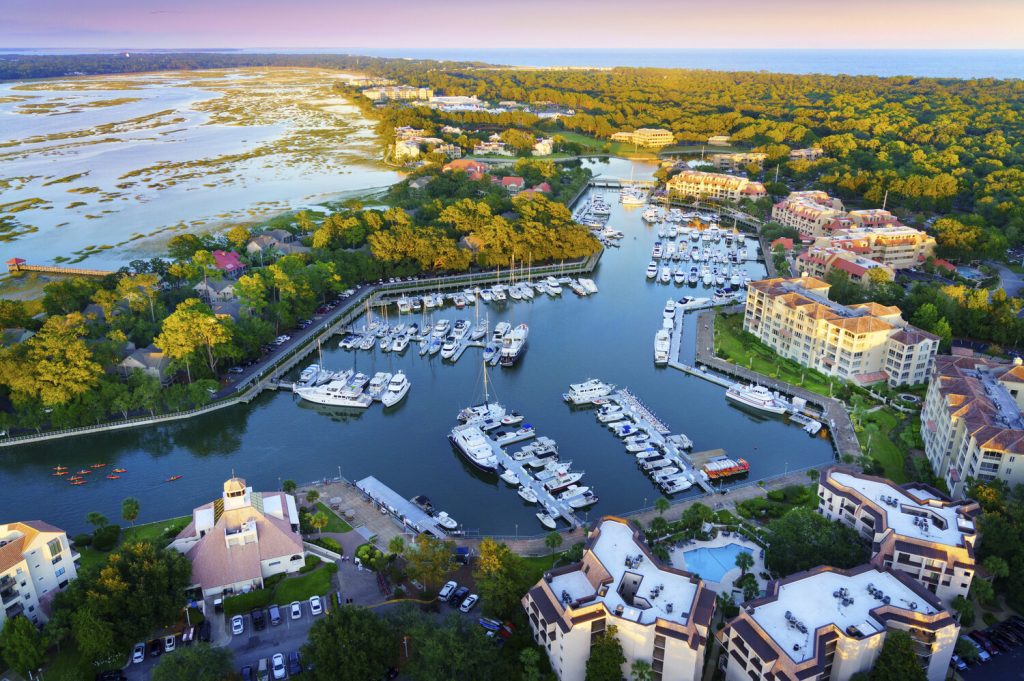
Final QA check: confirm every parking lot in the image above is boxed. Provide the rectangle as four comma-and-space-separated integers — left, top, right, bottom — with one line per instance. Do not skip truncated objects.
960, 643, 1024, 681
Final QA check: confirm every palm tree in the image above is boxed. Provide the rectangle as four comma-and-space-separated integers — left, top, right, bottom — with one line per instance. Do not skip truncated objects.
282, 479, 297, 495
388, 536, 406, 557
544, 531, 563, 566
309, 511, 329, 538
736, 551, 755, 577
649, 515, 669, 538
630, 660, 654, 681
305, 489, 320, 506
654, 497, 670, 516
86, 512, 108, 530
121, 497, 140, 528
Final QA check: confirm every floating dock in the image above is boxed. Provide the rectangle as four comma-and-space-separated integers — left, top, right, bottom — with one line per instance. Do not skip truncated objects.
355, 476, 450, 539
490, 443, 583, 529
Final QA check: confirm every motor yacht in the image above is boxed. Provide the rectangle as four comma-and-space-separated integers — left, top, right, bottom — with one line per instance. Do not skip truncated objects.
562, 379, 615, 405
499, 324, 529, 367
646, 261, 659, 279
499, 467, 520, 486
434, 512, 458, 531
518, 486, 539, 504
448, 423, 499, 472
367, 372, 392, 401
381, 371, 410, 407
725, 384, 789, 414
440, 336, 459, 360
391, 335, 409, 353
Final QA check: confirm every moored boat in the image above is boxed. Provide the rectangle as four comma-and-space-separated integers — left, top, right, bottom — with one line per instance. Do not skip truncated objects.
725, 383, 789, 414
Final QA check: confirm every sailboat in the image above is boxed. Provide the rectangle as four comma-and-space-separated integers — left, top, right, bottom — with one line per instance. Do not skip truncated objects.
457, 360, 506, 424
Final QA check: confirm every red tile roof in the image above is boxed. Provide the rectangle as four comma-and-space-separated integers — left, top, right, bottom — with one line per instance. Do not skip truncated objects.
771, 237, 794, 250
501, 176, 525, 188
212, 250, 244, 273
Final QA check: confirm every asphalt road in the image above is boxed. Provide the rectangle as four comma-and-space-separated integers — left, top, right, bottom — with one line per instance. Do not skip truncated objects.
960, 643, 1024, 681
990, 261, 1024, 298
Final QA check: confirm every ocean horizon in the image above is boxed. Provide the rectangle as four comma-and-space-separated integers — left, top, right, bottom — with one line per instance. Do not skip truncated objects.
2, 47, 1023, 79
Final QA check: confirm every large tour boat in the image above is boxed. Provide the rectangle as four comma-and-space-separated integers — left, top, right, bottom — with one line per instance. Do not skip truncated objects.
562, 379, 615, 405
725, 383, 789, 415
448, 423, 499, 473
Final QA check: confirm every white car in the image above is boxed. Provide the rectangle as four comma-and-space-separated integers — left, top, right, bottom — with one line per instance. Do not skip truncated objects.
309, 595, 323, 615
163, 635, 175, 653
132, 642, 146, 664
438, 580, 458, 602
231, 615, 244, 635
272, 653, 287, 680
459, 594, 479, 613
290, 601, 302, 620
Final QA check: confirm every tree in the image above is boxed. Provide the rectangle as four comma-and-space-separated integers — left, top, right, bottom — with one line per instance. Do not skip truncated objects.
648, 516, 669, 538
955, 637, 980, 664
765, 507, 868, 576
388, 536, 406, 556
586, 625, 626, 681
473, 538, 532, 618
282, 479, 297, 495
0, 313, 102, 407
226, 225, 252, 250
654, 497, 670, 516
735, 550, 755, 577
86, 511, 108, 530
405, 533, 456, 594
0, 615, 46, 676
154, 298, 233, 380
303, 606, 397, 681
951, 595, 975, 626
970, 578, 996, 606
167, 234, 205, 261
309, 511, 329, 538
71, 607, 116, 664
983, 555, 1009, 580
306, 489, 321, 505
0, 299, 31, 330
869, 630, 926, 681
121, 497, 140, 527
398, 611, 501, 681
151, 644, 234, 681
545, 531, 563, 564
520, 647, 543, 681
630, 659, 654, 681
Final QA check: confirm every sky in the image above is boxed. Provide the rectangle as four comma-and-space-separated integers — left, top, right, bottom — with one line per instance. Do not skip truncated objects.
4, 0, 1024, 50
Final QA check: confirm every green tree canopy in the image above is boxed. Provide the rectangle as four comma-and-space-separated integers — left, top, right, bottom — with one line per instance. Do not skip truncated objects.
0, 615, 46, 676
586, 625, 626, 681
302, 606, 397, 681
869, 630, 926, 681
765, 507, 869, 576
473, 538, 533, 619
405, 533, 456, 594
151, 644, 234, 681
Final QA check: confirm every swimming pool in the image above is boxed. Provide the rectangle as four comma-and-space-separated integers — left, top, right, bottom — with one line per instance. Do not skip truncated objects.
681, 543, 753, 582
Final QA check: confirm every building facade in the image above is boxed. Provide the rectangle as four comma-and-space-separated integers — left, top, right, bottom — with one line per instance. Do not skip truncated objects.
789, 147, 825, 161
922, 355, 1024, 498
0, 521, 78, 630
171, 478, 305, 598
717, 565, 958, 681
666, 170, 767, 203
818, 468, 979, 607
796, 247, 895, 286
814, 226, 937, 271
771, 191, 847, 238
361, 85, 433, 101
711, 152, 767, 172
522, 517, 715, 681
743, 277, 938, 386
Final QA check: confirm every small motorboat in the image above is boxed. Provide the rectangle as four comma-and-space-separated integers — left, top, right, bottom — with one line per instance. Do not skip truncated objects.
76, 470, 91, 475
517, 486, 538, 504
67, 476, 83, 482
500, 468, 520, 486
165, 475, 183, 482
501, 411, 524, 426
52, 465, 67, 471
106, 475, 121, 480
536, 512, 557, 530
434, 512, 458, 531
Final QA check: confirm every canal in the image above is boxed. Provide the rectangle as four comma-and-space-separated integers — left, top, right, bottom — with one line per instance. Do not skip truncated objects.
2, 160, 835, 535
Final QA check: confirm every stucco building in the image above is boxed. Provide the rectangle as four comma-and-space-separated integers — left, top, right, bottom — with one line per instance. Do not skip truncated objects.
0, 521, 78, 630
666, 170, 767, 203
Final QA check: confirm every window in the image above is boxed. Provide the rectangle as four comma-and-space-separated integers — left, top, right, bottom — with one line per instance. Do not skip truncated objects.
55, 567, 65, 579
47, 538, 62, 558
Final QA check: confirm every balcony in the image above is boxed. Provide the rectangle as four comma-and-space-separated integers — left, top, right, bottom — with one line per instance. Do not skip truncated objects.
1, 587, 19, 605
5, 602, 24, 619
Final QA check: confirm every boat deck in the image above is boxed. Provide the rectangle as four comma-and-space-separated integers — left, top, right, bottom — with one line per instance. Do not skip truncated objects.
355, 476, 450, 539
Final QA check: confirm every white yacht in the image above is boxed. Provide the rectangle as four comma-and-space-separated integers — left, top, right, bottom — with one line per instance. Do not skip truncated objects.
470, 318, 488, 341
440, 337, 459, 359
391, 335, 409, 353
294, 379, 372, 409
434, 512, 458, 531
641, 207, 660, 223
432, 319, 451, 337
367, 372, 392, 401
663, 299, 676, 319
579, 278, 599, 295
654, 329, 671, 365
518, 486, 539, 504
536, 512, 557, 530
499, 467, 520, 486
646, 261, 658, 279
491, 321, 511, 343
458, 401, 506, 424
448, 423, 499, 472
499, 324, 529, 367
620, 187, 646, 205
659, 267, 672, 284
381, 372, 410, 407
725, 383, 789, 414
562, 379, 615, 405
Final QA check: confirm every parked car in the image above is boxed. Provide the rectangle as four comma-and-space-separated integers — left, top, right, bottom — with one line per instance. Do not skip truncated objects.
163, 635, 176, 653
961, 636, 991, 662
450, 586, 469, 607
269, 604, 282, 626
950, 653, 968, 671
257, 657, 270, 681
232, 615, 245, 635
288, 651, 302, 676
148, 639, 163, 657
272, 653, 287, 680
252, 608, 267, 631
969, 631, 998, 656
241, 666, 254, 681
438, 581, 457, 601
132, 642, 146, 664
459, 594, 479, 613
309, 595, 323, 616
290, 601, 302, 620
198, 619, 212, 642
228, 366, 245, 374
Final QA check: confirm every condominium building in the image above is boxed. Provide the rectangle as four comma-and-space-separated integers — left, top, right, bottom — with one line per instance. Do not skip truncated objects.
708, 135, 731, 146
666, 170, 767, 203
848, 209, 899, 229
612, 128, 675, 148
818, 468, 979, 607
796, 247, 894, 285
717, 565, 958, 681
472, 141, 514, 157
743, 276, 938, 386
922, 355, 1024, 499
0, 521, 78, 630
771, 191, 847, 238
361, 85, 434, 101
533, 137, 555, 156
711, 152, 767, 172
789, 147, 825, 161
814, 226, 937, 271
522, 517, 715, 681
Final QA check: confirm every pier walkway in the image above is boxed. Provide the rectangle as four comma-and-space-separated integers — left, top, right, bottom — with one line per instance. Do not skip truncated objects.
490, 443, 582, 529
355, 476, 449, 539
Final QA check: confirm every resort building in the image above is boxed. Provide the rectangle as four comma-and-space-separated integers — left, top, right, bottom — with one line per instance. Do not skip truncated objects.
789, 147, 825, 161
818, 468, 979, 607
361, 85, 433, 101
707, 135, 731, 146
211, 250, 246, 278
717, 564, 958, 681
0, 521, 78, 630
921, 354, 1024, 499
533, 137, 555, 156
796, 247, 894, 286
847, 209, 899, 229
771, 191, 847, 238
443, 159, 488, 176
170, 477, 305, 598
710, 152, 767, 172
743, 276, 939, 386
473, 141, 514, 156
522, 517, 715, 681
119, 344, 173, 385
666, 170, 767, 203
814, 226, 937, 271
612, 129, 675, 148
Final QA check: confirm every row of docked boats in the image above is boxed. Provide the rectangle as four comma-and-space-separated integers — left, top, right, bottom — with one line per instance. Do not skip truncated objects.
390, 274, 598, 316
725, 383, 824, 435
409, 495, 460, 532
294, 365, 410, 408
646, 259, 749, 289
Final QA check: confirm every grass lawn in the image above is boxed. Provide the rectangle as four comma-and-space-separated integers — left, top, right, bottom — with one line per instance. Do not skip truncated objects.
553, 131, 656, 158
223, 564, 337, 616
314, 503, 353, 533
46, 640, 125, 680
123, 515, 192, 544
851, 397, 906, 482
713, 313, 844, 397
520, 552, 571, 585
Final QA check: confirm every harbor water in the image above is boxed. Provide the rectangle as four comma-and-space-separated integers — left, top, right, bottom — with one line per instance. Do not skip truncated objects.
1, 160, 835, 535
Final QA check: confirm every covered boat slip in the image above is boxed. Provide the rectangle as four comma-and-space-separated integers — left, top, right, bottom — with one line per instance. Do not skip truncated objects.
355, 475, 450, 539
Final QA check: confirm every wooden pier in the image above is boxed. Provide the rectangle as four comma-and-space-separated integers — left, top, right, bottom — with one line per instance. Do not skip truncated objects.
6, 258, 114, 278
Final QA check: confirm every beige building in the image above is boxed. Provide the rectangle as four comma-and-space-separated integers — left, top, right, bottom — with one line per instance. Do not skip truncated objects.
666, 170, 767, 203
796, 247, 894, 286
789, 147, 825, 161
818, 468, 979, 607
171, 477, 305, 598
707, 135, 731, 146
361, 85, 433, 101
815, 226, 936, 270
612, 129, 675, 148
522, 517, 715, 681
744, 277, 938, 386
717, 564, 958, 681
922, 355, 1024, 499
0, 521, 78, 630
771, 191, 847, 238
711, 152, 767, 172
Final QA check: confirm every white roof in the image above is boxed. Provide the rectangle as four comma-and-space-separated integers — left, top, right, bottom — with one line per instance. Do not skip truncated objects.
549, 519, 699, 626
749, 568, 937, 663
830, 472, 971, 545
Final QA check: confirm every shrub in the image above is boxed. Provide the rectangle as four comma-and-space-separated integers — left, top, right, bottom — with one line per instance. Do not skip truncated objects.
264, 573, 287, 590
299, 555, 322, 574
982, 612, 998, 626
313, 537, 342, 554
92, 524, 121, 551
393, 586, 406, 599
325, 562, 338, 575
72, 533, 93, 547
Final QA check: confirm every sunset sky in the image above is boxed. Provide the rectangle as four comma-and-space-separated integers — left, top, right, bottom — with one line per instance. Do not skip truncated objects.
4, 0, 1024, 50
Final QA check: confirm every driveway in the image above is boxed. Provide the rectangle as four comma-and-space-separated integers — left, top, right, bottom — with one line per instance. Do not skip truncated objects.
990, 261, 1024, 298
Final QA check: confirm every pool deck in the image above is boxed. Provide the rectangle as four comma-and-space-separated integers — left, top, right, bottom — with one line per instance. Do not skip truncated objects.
669, 532, 768, 596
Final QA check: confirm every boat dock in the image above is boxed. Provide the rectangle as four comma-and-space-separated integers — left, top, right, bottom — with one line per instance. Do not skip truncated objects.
617, 388, 671, 435
687, 448, 728, 468
355, 476, 450, 539
490, 444, 583, 529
